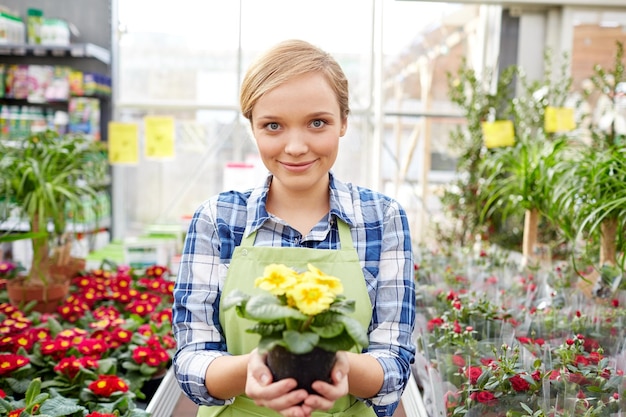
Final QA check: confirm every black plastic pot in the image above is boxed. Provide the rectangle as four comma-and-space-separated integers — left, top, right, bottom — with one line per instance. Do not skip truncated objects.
267, 346, 337, 394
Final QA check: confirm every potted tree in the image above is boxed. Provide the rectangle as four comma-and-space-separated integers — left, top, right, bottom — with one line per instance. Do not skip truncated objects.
0, 130, 108, 312
552, 41, 626, 295
479, 51, 574, 266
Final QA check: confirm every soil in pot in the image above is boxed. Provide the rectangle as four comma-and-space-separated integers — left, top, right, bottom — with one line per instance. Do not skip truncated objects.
266, 346, 337, 394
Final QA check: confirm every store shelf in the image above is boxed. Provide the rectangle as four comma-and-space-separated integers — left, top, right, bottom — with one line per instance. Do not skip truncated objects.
0, 216, 111, 234
0, 43, 110, 65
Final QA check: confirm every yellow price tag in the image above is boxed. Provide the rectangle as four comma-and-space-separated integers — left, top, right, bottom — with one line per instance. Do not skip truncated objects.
545, 106, 575, 133
144, 116, 175, 159
108, 122, 139, 164
482, 120, 515, 148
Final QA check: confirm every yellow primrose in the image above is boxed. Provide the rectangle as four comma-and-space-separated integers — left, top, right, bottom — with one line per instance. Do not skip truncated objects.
288, 281, 335, 316
301, 263, 344, 296
254, 263, 299, 295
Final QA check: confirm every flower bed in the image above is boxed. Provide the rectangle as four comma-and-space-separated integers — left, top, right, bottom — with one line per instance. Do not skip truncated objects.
0, 262, 174, 417
414, 246, 626, 417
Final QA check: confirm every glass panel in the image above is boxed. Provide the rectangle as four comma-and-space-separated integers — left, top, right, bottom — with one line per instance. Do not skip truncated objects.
570, 8, 626, 108
117, 1, 241, 105
380, 2, 481, 241
113, 0, 495, 241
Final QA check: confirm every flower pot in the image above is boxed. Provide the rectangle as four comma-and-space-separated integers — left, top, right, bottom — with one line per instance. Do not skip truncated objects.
6, 279, 70, 313
266, 346, 337, 394
140, 370, 167, 403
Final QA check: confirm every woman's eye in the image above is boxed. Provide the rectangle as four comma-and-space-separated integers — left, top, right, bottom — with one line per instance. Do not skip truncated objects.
266, 122, 280, 131
311, 119, 326, 128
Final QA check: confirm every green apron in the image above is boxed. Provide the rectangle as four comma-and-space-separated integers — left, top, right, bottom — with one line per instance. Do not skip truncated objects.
197, 220, 376, 417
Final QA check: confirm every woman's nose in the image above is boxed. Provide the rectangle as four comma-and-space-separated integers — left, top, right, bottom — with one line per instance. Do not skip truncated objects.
284, 130, 308, 155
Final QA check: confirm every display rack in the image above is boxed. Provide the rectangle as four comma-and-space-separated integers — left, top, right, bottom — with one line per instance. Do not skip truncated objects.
0, 42, 110, 64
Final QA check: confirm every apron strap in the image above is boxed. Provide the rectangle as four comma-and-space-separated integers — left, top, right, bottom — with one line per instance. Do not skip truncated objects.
241, 218, 353, 249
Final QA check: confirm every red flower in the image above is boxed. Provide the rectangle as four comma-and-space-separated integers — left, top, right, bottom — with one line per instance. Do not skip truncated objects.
427, 317, 444, 332
77, 338, 109, 356
451, 355, 466, 367
54, 356, 83, 379
509, 374, 530, 391
8, 408, 24, 417
574, 355, 589, 366
465, 366, 482, 384
471, 391, 497, 405
86, 412, 118, 417
0, 387, 5, 398
567, 372, 589, 385
453, 320, 462, 333
88, 375, 129, 397
0, 353, 30, 375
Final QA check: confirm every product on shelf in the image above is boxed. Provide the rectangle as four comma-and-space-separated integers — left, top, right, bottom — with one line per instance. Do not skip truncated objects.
26, 8, 43, 44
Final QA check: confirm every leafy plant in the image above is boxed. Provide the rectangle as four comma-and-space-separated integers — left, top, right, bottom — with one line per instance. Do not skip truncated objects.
223, 263, 368, 355
438, 58, 518, 249
0, 131, 108, 287
552, 41, 626, 277
478, 49, 574, 263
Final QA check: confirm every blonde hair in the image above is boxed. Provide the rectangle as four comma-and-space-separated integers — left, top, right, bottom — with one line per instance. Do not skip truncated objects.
239, 39, 350, 123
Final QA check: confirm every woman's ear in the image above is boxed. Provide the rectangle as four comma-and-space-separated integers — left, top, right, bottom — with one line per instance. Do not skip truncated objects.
340, 118, 348, 137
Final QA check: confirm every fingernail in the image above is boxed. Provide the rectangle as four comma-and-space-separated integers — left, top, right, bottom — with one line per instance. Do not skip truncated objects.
260, 374, 269, 384
335, 371, 343, 380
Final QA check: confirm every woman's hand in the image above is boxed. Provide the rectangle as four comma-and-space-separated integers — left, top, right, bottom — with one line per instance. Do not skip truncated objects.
245, 349, 312, 417
301, 351, 350, 413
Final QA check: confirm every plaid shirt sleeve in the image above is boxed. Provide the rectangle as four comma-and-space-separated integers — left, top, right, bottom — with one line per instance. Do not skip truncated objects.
348, 188, 416, 417
172, 194, 248, 406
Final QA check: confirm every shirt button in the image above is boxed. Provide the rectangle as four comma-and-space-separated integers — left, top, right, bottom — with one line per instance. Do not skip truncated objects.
241, 249, 248, 256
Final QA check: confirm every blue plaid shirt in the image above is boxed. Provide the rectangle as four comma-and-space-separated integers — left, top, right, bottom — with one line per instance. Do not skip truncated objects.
172, 172, 416, 417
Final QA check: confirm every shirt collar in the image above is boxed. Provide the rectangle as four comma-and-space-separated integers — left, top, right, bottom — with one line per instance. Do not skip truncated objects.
244, 171, 356, 236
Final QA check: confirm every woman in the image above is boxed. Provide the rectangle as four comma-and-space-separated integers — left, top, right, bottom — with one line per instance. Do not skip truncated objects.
173, 39, 416, 417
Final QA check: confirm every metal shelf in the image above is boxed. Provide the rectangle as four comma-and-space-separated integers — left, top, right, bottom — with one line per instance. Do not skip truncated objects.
0, 43, 110, 65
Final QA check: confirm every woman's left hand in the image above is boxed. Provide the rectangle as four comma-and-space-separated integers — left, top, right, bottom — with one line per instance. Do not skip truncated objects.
301, 351, 350, 413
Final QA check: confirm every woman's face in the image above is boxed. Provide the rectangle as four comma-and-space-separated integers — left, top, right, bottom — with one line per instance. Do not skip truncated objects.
251, 72, 347, 195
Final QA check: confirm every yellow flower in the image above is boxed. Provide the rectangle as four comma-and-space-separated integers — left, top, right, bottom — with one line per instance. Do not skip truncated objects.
301, 263, 344, 295
254, 264, 299, 295
288, 281, 335, 316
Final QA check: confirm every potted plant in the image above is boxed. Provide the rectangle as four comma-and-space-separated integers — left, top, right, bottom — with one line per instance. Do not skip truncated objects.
478, 50, 574, 266
0, 130, 108, 312
552, 41, 626, 293
223, 263, 369, 393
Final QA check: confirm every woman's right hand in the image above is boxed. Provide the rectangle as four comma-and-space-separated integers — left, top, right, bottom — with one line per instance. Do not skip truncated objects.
245, 349, 312, 417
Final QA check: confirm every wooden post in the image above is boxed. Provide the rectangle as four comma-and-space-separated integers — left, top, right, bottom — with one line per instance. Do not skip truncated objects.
600, 216, 618, 267
522, 208, 539, 263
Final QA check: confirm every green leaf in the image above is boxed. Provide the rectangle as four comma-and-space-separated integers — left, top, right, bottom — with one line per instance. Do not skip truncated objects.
328, 298, 355, 315
283, 330, 319, 354
24, 378, 42, 405
257, 334, 283, 354
338, 316, 369, 349
245, 295, 307, 322
310, 321, 344, 338
222, 289, 250, 310
45, 317, 64, 337
316, 332, 355, 352
247, 322, 286, 337
38, 395, 86, 417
